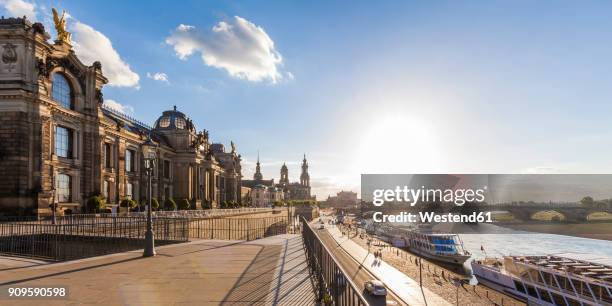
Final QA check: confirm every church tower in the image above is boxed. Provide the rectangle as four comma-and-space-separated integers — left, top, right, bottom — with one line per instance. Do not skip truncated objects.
254, 151, 263, 181
300, 154, 310, 187
280, 163, 289, 185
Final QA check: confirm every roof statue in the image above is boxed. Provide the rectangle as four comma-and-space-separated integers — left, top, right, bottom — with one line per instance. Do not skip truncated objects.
230, 141, 236, 153
52, 8, 71, 43
191, 129, 208, 149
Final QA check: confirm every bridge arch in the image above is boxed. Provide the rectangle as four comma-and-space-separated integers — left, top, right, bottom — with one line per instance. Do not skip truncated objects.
586, 212, 612, 221
530, 210, 566, 221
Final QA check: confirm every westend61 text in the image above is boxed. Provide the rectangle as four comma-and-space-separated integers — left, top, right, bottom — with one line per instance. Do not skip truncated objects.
372, 211, 493, 223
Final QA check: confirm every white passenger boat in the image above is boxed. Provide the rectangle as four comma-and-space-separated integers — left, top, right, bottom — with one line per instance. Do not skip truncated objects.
403, 231, 471, 265
472, 254, 612, 305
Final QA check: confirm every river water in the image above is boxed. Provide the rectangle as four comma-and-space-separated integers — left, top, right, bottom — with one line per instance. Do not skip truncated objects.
459, 223, 612, 265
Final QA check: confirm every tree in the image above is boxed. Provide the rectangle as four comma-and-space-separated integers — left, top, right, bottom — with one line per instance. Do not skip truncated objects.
178, 198, 191, 210
86, 195, 106, 213
164, 198, 177, 211
581, 196, 595, 208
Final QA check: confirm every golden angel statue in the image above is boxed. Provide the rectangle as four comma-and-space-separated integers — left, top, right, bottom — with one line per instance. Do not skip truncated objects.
52, 8, 71, 43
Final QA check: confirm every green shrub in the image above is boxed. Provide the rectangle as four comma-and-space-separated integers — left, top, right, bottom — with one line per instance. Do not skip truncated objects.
178, 198, 191, 210
141, 198, 160, 211
201, 200, 211, 210
151, 198, 160, 211
86, 195, 106, 213
120, 198, 137, 208
164, 198, 177, 211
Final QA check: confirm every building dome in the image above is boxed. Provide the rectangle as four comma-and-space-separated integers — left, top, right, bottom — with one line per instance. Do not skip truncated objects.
153, 106, 195, 132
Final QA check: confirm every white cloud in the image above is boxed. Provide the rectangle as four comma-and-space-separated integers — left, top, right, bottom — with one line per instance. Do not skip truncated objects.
147, 72, 169, 83
103, 99, 134, 115
166, 16, 285, 83
70, 21, 140, 88
0, 0, 36, 20
0, 2, 140, 89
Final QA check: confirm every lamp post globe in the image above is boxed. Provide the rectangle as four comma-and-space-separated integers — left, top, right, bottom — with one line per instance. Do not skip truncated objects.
142, 136, 157, 257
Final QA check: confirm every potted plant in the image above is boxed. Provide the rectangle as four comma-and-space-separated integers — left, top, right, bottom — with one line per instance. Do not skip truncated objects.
164, 198, 177, 211
86, 195, 106, 213
178, 198, 191, 210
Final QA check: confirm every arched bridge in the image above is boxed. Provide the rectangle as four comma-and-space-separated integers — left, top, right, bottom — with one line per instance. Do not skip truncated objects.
489, 203, 612, 222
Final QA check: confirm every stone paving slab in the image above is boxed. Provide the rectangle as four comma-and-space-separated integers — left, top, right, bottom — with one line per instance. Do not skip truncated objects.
0, 234, 317, 306
0, 256, 49, 271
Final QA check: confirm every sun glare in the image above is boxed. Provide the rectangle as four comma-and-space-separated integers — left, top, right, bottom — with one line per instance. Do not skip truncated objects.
353, 114, 441, 174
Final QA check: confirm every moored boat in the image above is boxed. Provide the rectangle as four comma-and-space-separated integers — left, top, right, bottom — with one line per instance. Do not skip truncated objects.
472, 254, 612, 305
403, 231, 471, 265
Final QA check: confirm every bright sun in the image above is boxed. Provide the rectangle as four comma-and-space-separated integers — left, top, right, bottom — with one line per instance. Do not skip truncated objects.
353, 114, 441, 174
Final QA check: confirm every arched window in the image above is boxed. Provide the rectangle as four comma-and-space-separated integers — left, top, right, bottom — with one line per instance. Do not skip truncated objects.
56, 173, 72, 203
158, 117, 170, 128
52, 73, 73, 109
175, 118, 186, 129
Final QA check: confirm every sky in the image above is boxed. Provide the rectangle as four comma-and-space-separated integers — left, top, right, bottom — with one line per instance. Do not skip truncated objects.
3, 1, 612, 199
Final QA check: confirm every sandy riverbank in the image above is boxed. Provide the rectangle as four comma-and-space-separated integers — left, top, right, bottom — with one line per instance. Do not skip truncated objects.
498, 222, 612, 241
338, 225, 525, 306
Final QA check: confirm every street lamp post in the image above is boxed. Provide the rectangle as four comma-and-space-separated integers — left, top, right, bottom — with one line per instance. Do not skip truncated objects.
50, 167, 57, 225
142, 136, 157, 257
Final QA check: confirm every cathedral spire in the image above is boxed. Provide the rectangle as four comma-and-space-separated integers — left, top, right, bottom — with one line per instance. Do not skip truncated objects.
300, 154, 309, 187
280, 161, 289, 185
254, 150, 263, 181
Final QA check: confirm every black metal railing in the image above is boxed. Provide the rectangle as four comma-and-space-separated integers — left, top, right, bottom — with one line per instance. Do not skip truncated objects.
0, 211, 293, 261
301, 217, 369, 306
187, 216, 289, 240
0, 215, 188, 261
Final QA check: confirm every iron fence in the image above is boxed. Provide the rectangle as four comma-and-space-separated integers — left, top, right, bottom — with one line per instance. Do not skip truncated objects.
0, 215, 188, 261
137, 207, 277, 218
187, 216, 289, 240
0, 211, 292, 261
301, 217, 369, 306
60, 208, 278, 219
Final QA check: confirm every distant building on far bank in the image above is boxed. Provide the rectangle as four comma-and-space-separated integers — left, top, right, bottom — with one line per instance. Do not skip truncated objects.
325, 191, 359, 209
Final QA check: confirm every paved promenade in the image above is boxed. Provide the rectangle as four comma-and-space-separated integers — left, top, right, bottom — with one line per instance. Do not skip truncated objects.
326, 225, 450, 306
0, 234, 316, 305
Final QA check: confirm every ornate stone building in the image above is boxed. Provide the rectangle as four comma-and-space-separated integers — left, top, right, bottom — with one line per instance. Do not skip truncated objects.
0, 17, 242, 216
242, 153, 314, 204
